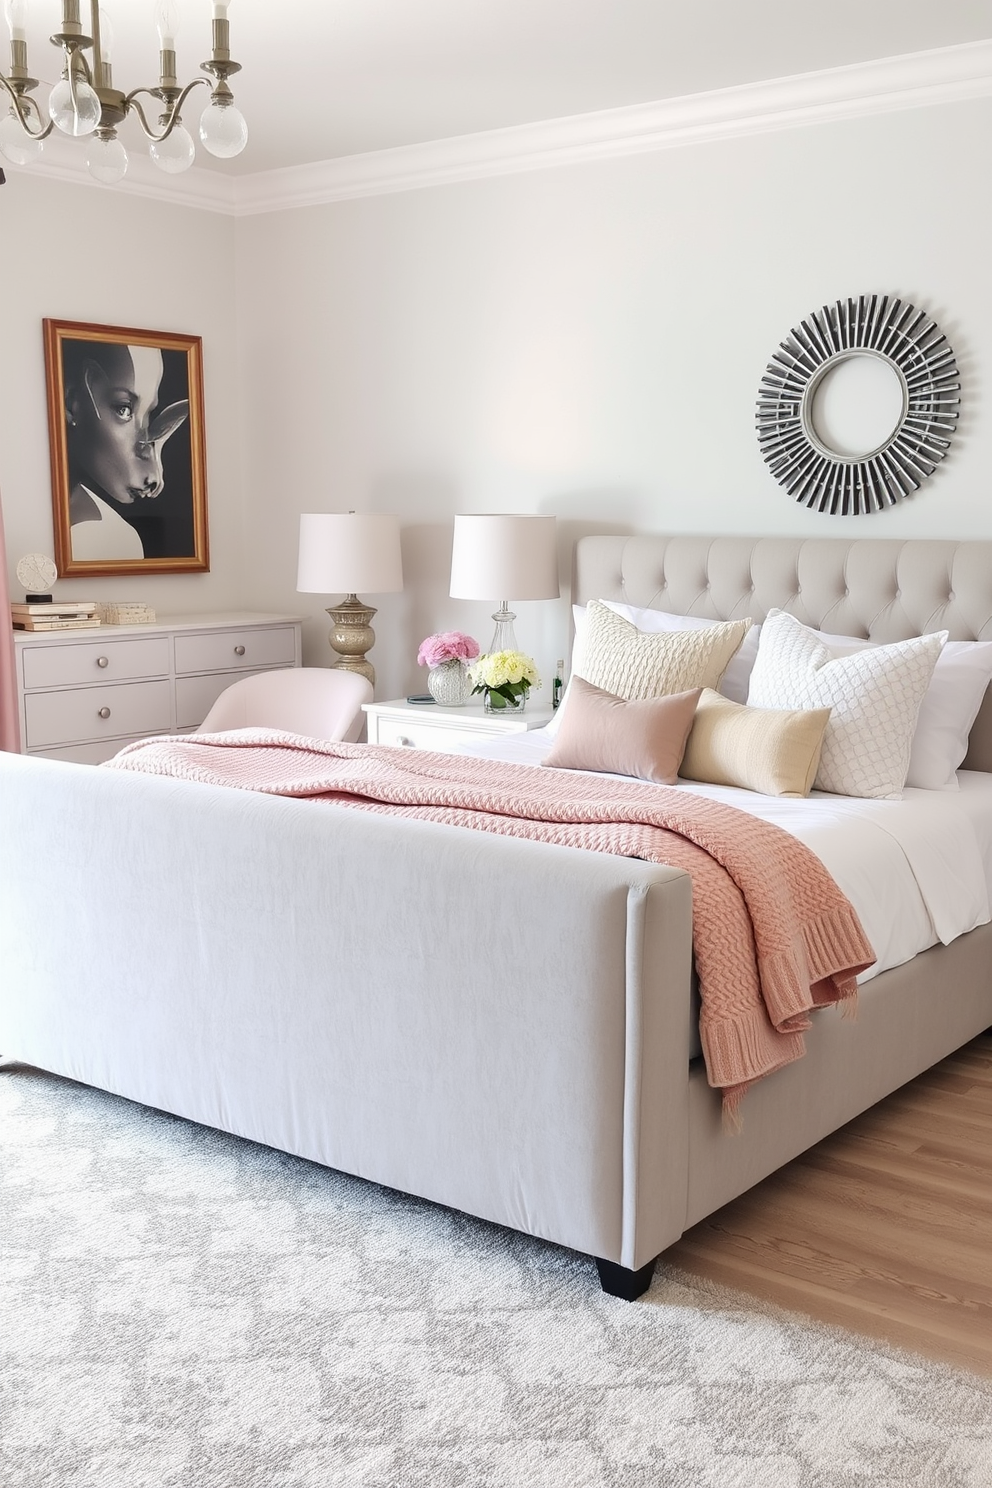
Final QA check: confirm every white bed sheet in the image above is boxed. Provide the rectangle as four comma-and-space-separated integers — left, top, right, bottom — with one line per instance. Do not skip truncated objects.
457, 728, 992, 985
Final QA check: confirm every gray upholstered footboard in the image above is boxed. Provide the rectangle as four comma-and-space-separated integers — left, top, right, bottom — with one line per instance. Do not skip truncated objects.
0, 751, 694, 1279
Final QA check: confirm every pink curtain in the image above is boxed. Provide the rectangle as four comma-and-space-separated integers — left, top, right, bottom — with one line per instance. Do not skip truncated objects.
0, 488, 21, 752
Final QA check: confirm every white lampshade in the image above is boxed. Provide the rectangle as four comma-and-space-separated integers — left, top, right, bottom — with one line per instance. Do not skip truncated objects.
449, 514, 559, 601
297, 513, 404, 595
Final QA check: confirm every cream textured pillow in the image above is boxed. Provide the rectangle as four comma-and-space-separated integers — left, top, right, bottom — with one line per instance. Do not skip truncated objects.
591, 602, 762, 704
680, 689, 830, 797
747, 610, 946, 799
577, 600, 752, 702
542, 677, 701, 784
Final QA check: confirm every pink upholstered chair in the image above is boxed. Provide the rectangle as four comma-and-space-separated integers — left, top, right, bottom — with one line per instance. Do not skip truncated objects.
197, 667, 373, 743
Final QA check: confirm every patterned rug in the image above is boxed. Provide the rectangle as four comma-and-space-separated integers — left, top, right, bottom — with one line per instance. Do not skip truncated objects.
3, 1066, 991, 1488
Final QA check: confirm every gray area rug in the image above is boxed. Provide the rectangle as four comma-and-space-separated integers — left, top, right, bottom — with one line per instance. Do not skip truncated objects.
3, 1067, 991, 1488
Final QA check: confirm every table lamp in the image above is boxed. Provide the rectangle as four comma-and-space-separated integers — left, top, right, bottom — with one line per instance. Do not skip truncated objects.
297, 512, 403, 686
449, 514, 559, 654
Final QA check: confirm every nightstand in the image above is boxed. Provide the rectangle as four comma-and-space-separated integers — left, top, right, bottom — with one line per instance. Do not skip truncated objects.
363, 697, 556, 753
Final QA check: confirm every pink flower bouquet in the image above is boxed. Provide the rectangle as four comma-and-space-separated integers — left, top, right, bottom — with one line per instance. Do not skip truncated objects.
417, 631, 480, 668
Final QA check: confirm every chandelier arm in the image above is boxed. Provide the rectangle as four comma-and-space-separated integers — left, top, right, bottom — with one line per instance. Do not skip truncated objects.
0, 75, 55, 140
125, 78, 208, 142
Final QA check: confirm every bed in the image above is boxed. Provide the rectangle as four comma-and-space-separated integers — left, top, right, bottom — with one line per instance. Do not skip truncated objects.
3, 533, 992, 1301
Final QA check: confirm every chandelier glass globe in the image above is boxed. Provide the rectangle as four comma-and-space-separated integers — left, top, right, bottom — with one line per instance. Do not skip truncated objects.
86, 133, 128, 184
48, 74, 102, 137
0, 109, 44, 165
150, 121, 195, 173
199, 99, 247, 158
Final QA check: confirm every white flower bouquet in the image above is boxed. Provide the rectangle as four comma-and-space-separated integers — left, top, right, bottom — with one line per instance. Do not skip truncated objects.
469, 650, 540, 711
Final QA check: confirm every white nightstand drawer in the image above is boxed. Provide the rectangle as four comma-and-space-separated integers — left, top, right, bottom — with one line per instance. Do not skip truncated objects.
21, 635, 170, 690
24, 679, 174, 750
374, 715, 489, 753
366, 700, 555, 753
175, 626, 298, 676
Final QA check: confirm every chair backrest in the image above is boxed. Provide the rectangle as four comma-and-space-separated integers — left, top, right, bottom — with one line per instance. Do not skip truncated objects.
197, 666, 374, 743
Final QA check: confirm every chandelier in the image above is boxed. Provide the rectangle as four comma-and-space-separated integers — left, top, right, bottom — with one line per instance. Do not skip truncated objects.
0, 1, 247, 183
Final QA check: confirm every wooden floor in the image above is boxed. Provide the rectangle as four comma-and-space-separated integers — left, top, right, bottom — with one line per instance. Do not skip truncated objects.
667, 1031, 992, 1376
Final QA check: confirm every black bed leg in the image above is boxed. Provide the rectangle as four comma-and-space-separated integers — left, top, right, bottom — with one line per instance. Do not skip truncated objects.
595, 1256, 657, 1301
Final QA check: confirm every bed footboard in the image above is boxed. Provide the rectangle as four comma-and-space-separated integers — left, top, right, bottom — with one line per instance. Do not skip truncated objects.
0, 753, 694, 1278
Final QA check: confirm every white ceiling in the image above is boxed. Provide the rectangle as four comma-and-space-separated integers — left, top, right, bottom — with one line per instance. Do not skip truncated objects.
16, 0, 992, 175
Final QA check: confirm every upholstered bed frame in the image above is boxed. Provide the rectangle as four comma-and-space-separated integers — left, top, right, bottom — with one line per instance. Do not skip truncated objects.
2, 534, 992, 1301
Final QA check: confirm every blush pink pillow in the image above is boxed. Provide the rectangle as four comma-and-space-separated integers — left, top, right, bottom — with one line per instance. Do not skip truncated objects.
542, 676, 701, 784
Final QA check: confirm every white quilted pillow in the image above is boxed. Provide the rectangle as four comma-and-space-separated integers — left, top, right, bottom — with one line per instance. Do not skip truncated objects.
747, 610, 947, 799
792, 628, 992, 791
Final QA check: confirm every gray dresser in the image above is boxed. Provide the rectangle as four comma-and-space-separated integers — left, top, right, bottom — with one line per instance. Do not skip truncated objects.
13, 612, 304, 763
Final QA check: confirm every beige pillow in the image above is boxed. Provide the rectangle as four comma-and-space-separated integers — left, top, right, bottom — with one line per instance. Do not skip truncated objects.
680, 689, 831, 797
542, 677, 701, 784
578, 600, 752, 701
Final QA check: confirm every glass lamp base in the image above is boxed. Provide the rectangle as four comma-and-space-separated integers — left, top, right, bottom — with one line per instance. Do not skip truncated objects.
487, 605, 518, 656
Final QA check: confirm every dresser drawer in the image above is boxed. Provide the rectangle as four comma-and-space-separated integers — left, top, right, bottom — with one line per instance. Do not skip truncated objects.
21, 635, 170, 690
175, 626, 298, 676
30, 732, 191, 765
24, 679, 174, 750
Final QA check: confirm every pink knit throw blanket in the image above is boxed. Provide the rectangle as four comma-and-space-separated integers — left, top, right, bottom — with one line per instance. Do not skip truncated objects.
107, 731, 875, 1110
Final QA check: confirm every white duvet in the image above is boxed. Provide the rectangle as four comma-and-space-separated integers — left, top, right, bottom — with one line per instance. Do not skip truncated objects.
458, 727, 992, 984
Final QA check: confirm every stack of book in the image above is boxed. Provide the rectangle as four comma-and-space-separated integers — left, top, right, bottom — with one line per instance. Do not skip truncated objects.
11, 601, 101, 632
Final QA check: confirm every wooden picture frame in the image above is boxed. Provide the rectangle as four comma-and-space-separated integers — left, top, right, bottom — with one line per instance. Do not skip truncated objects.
43, 318, 209, 577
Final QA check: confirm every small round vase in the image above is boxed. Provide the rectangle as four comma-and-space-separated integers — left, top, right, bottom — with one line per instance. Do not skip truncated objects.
427, 658, 472, 707
483, 688, 528, 714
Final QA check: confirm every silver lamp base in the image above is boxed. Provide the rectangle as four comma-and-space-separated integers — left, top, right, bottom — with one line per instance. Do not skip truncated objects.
325, 594, 377, 686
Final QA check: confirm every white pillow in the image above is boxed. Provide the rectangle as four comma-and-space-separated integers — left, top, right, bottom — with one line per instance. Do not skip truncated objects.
747, 610, 946, 800
791, 626, 992, 791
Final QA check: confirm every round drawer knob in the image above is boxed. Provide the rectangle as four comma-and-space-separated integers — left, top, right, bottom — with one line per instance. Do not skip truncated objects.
96, 656, 109, 668
98, 706, 111, 719
234, 644, 246, 656
397, 735, 414, 747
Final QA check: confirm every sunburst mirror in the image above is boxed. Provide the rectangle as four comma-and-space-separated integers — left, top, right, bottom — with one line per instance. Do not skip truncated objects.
756, 295, 960, 515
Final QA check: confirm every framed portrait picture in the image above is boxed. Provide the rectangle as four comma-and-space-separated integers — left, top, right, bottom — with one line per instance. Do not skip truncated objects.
43, 318, 210, 577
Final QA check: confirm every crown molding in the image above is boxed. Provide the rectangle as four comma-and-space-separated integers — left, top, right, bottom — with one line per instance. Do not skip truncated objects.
8, 130, 239, 213
7, 39, 992, 217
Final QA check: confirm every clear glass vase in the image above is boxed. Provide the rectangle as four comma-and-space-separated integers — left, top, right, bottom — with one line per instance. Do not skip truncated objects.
427, 658, 472, 707
482, 687, 528, 714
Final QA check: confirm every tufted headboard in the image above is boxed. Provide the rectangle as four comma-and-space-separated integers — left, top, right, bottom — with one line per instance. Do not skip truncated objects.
573, 535, 992, 773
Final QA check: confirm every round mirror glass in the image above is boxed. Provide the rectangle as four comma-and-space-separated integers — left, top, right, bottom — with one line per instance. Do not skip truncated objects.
807, 352, 906, 459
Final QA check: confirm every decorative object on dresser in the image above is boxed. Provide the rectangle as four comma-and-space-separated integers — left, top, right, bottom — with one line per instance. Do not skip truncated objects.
363, 694, 555, 753
0, 0, 247, 183
94, 601, 156, 625
11, 603, 100, 631
756, 295, 959, 515
11, 551, 100, 630
449, 513, 559, 655
417, 630, 479, 706
14, 551, 58, 600
44, 319, 209, 578
12, 612, 303, 764
296, 512, 404, 688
